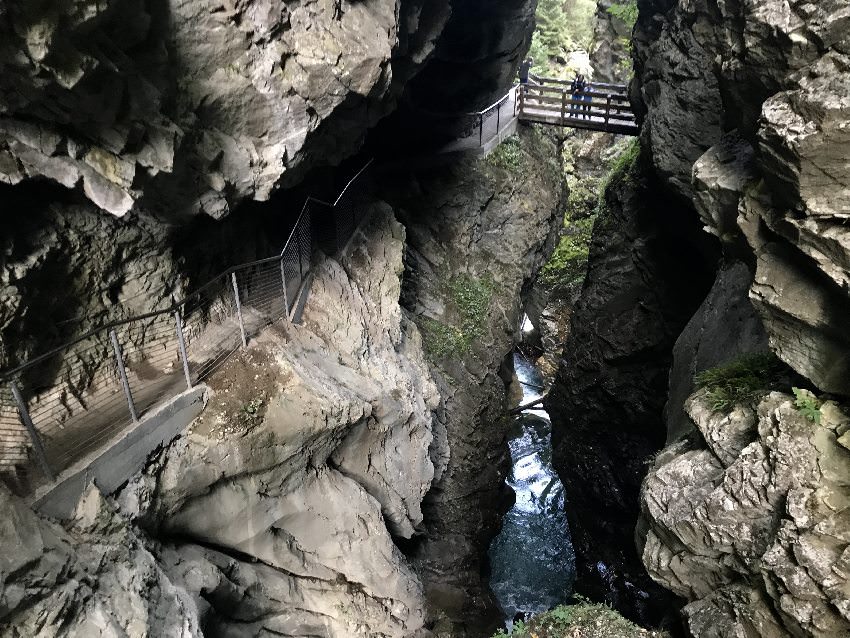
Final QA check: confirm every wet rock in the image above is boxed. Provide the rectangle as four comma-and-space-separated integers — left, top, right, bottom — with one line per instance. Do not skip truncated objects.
640, 392, 850, 637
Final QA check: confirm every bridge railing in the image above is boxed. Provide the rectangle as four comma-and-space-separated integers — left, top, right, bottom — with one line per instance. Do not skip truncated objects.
528, 73, 629, 96
518, 80, 638, 134
410, 86, 521, 152
0, 160, 374, 496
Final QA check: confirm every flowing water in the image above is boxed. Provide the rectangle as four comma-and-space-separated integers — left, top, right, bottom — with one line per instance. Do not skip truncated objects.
488, 350, 576, 622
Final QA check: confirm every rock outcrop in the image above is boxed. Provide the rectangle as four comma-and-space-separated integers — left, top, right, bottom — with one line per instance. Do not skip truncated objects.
0, 0, 454, 218
640, 391, 850, 637
0, 483, 202, 637
616, 0, 850, 634
110, 206, 440, 637
590, 0, 633, 84
633, 0, 850, 394
0, 124, 564, 636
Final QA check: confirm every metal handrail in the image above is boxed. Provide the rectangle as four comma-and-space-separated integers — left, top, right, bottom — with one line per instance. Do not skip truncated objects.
0, 161, 373, 382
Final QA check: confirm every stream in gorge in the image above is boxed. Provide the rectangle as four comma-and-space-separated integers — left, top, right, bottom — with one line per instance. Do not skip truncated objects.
488, 348, 576, 623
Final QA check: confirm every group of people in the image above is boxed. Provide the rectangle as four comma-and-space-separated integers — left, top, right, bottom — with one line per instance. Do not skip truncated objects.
569, 74, 593, 119
518, 58, 594, 120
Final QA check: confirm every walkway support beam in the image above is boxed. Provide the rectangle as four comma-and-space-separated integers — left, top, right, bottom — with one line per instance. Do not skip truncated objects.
110, 329, 139, 424
9, 382, 54, 481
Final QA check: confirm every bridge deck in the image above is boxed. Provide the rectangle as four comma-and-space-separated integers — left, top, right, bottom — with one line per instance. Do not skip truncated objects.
518, 77, 639, 136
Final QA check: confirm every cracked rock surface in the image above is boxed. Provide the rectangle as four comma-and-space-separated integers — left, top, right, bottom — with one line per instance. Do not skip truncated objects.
0, 483, 202, 637
0, 0, 451, 218
640, 391, 850, 638
113, 205, 439, 637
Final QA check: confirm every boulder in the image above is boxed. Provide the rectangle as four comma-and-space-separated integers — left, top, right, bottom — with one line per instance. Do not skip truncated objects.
640, 391, 850, 637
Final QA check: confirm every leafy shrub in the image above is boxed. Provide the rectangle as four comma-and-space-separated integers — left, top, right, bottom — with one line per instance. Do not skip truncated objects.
491, 602, 669, 637
793, 387, 822, 423
694, 352, 785, 412
420, 275, 495, 359
487, 136, 524, 172
607, 0, 638, 29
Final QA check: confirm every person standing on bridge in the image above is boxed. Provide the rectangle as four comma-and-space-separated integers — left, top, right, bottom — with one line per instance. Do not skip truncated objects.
582, 79, 593, 119
570, 74, 585, 117
519, 57, 533, 85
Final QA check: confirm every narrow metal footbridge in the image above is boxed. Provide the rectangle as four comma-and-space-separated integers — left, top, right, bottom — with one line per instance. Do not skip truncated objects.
520, 74, 638, 135
437, 74, 638, 155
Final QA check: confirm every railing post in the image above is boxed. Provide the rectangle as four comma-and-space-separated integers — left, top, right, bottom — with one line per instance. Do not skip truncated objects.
496, 103, 501, 134
9, 381, 54, 481
561, 90, 567, 125
174, 310, 193, 390
479, 113, 484, 146
280, 255, 291, 318
109, 329, 139, 423
231, 272, 248, 349
297, 220, 305, 279
605, 95, 612, 131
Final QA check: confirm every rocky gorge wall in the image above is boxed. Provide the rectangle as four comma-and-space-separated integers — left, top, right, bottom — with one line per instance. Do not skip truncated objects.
0, 0, 450, 218
547, 0, 850, 635
0, 1, 565, 636
633, 0, 850, 634
0, 123, 565, 637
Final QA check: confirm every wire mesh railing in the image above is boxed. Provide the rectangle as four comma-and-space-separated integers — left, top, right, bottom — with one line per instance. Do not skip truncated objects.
0, 160, 374, 496
406, 86, 521, 154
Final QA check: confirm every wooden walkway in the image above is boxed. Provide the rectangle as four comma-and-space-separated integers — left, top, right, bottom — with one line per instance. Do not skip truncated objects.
519, 75, 638, 136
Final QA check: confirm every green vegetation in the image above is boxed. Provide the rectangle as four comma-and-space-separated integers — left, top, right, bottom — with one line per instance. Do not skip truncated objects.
237, 397, 264, 425
596, 137, 641, 213
793, 387, 822, 424
606, 0, 638, 75
487, 136, 525, 172
694, 352, 785, 412
528, 0, 597, 77
607, 0, 638, 29
491, 601, 669, 637
539, 216, 595, 289
420, 275, 496, 359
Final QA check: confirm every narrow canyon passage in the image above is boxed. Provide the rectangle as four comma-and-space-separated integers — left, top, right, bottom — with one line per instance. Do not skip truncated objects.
488, 347, 575, 623
0, 0, 848, 636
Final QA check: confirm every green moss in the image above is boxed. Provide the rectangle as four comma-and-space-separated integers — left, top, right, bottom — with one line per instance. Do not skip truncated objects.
419, 318, 469, 359
596, 137, 641, 214
694, 352, 785, 412
607, 0, 638, 29
539, 216, 595, 288
487, 136, 525, 173
420, 275, 496, 359
566, 176, 601, 220
492, 602, 669, 637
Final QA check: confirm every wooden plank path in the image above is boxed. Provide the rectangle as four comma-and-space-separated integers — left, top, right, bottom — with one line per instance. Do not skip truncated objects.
519, 75, 639, 136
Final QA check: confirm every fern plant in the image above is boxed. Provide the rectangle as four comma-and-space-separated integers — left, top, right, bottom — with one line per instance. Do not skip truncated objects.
793, 387, 822, 423
694, 352, 785, 412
